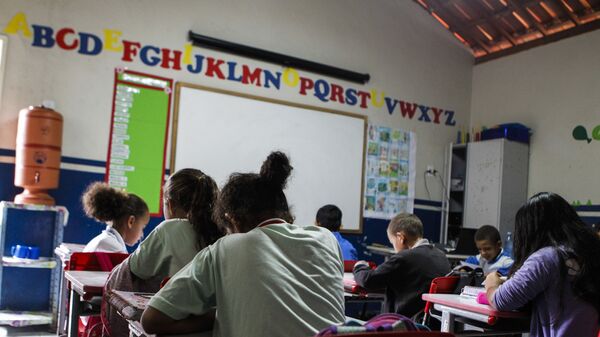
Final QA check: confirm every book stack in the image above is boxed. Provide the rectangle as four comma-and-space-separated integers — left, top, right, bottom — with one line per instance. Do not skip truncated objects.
460, 285, 485, 299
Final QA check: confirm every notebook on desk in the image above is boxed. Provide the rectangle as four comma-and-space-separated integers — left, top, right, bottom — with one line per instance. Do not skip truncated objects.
108, 290, 154, 321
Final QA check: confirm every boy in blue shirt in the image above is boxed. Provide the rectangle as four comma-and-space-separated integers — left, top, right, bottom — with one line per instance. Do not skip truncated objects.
464, 225, 513, 276
316, 205, 358, 260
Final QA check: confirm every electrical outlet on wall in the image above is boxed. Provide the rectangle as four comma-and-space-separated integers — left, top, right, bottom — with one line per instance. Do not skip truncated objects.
426, 165, 436, 176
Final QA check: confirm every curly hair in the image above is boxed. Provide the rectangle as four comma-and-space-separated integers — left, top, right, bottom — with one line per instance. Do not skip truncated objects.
214, 151, 294, 233
82, 182, 148, 230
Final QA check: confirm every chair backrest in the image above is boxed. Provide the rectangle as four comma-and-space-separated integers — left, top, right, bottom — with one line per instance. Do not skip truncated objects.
423, 276, 460, 318
67, 252, 129, 271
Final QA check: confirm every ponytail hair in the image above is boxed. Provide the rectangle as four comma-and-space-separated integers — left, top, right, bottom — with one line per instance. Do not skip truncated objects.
163, 169, 223, 249
214, 151, 294, 233
82, 182, 148, 229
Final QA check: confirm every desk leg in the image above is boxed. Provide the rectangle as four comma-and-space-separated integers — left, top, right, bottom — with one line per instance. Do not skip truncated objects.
57, 270, 68, 335
441, 310, 455, 333
67, 289, 82, 337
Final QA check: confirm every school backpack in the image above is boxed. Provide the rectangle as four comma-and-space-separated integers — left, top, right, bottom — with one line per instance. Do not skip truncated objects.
447, 267, 485, 294
315, 313, 425, 335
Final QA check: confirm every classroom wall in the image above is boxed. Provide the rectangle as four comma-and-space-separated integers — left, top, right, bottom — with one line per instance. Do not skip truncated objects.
470, 30, 600, 208
0, 0, 474, 247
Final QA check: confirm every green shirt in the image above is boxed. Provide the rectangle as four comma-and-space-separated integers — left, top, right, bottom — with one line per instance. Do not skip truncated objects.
129, 218, 199, 280
148, 221, 345, 337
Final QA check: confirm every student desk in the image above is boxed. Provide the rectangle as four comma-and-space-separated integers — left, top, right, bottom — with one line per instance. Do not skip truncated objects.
422, 293, 528, 334
64, 270, 109, 337
343, 272, 385, 319
54, 243, 85, 335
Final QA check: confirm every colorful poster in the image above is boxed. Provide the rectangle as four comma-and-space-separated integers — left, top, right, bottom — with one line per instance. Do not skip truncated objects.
363, 124, 416, 219
105, 69, 173, 216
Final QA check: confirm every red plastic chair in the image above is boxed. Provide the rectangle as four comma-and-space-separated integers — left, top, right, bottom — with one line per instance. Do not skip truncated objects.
422, 276, 460, 325
67, 252, 129, 272
65, 252, 128, 337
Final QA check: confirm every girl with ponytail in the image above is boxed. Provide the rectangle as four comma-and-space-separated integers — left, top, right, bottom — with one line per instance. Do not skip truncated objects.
129, 168, 223, 281
82, 182, 149, 253
141, 152, 345, 337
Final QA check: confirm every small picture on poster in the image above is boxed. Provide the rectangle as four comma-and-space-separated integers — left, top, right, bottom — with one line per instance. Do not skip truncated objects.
389, 162, 399, 178
376, 195, 386, 212
379, 160, 390, 177
398, 180, 409, 196
379, 127, 391, 142
365, 196, 376, 211
389, 178, 399, 194
366, 177, 377, 194
368, 125, 379, 141
377, 178, 389, 193
390, 144, 400, 161
367, 159, 379, 176
379, 143, 389, 160
368, 142, 380, 156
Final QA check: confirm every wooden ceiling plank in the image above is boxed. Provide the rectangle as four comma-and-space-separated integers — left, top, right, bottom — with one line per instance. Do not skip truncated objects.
470, 1, 518, 46
507, 0, 549, 35
476, 16, 600, 63
427, 0, 495, 53
551, 0, 582, 24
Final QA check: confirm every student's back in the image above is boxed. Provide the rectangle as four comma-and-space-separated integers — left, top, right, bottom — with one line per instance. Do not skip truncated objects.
383, 244, 449, 315
129, 169, 223, 280
142, 152, 345, 337
160, 222, 344, 337
353, 213, 450, 317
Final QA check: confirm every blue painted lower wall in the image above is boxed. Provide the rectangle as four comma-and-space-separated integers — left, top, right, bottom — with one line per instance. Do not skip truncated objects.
1, 159, 443, 255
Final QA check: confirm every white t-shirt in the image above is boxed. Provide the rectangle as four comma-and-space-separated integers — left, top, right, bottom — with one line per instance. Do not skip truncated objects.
149, 221, 345, 337
129, 218, 199, 280
83, 226, 127, 253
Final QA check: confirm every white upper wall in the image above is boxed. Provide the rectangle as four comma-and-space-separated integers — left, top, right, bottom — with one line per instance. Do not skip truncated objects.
0, 0, 473, 201
471, 29, 600, 203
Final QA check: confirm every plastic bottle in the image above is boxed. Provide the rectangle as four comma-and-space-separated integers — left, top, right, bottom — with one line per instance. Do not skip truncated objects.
504, 231, 513, 258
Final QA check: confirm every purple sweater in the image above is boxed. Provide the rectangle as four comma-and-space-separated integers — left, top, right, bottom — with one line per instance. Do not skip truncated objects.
493, 246, 599, 337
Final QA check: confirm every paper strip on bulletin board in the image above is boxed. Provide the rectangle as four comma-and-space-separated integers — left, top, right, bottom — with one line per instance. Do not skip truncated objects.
363, 124, 416, 219
105, 69, 173, 216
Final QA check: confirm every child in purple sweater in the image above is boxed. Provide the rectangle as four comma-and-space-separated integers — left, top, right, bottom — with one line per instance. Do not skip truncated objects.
484, 192, 600, 337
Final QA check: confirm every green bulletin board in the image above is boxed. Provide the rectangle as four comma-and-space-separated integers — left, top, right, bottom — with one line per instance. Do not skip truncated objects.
105, 69, 173, 215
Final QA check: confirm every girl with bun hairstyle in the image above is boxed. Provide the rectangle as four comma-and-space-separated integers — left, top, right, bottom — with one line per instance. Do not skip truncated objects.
82, 182, 149, 253
141, 152, 345, 337
129, 168, 224, 280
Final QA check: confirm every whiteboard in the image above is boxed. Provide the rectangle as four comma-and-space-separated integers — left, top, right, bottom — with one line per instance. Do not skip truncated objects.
171, 83, 367, 232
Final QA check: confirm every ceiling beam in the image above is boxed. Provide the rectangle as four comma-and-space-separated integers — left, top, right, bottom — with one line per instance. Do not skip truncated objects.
476, 16, 600, 63
426, 0, 495, 53
507, 0, 549, 35
551, 0, 582, 25
470, 1, 518, 46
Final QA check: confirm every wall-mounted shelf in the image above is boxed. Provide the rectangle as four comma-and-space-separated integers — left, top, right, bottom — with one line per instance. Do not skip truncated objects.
2, 257, 57, 269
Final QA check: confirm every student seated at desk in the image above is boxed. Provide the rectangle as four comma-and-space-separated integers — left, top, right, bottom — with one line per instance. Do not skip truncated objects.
82, 182, 149, 253
353, 213, 450, 318
485, 192, 600, 337
316, 204, 358, 260
129, 168, 224, 281
103, 169, 225, 337
463, 225, 513, 276
141, 152, 345, 337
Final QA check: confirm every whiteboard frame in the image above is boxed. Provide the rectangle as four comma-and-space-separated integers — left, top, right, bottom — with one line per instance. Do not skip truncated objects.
170, 82, 368, 234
